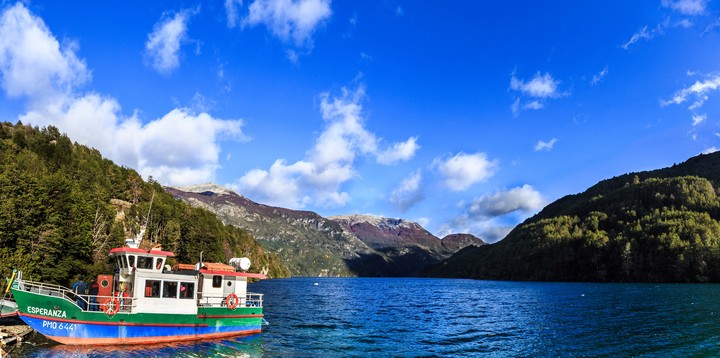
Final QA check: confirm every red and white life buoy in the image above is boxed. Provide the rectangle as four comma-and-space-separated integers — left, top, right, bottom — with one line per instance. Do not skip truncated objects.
226, 293, 239, 310
102, 297, 120, 316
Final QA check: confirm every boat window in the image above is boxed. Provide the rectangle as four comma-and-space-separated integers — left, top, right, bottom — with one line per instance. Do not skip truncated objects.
212, 275, 222, 288
144, 280, 161, 298
155, 258, 163, 271
121, 255, 128, 268
180, 282, 194, 299
116, 256, 122, 269
138, 256, 153, 270
162, 281, 178, 298
128, 255, 135, 268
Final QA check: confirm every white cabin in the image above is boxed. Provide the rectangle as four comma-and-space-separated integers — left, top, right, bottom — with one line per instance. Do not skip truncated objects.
107, 247, 265, 314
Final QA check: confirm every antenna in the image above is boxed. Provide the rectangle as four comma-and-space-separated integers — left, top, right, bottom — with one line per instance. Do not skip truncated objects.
127, 190, 155, 249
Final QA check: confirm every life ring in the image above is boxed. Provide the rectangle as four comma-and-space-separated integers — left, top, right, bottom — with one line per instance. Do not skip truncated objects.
102, 298, 120, 316
226, 293, 239, 310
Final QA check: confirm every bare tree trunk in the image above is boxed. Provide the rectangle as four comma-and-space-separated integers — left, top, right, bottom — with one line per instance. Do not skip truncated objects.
92, 207, 110, 262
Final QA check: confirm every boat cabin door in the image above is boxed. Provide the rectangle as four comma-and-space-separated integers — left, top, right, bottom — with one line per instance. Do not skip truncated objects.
223, 276, 236, 296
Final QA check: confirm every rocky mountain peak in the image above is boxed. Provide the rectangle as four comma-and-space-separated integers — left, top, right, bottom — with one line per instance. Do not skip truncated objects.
329, 214, 417, 229
173, 183, 238, 197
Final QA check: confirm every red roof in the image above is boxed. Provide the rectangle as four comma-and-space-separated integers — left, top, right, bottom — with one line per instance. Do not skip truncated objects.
109, 247, 176, 257
174, 263, 196, 271
200, 262, 235, 272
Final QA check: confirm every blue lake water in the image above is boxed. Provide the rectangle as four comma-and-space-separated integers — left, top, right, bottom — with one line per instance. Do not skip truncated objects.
12, 277, 720, 356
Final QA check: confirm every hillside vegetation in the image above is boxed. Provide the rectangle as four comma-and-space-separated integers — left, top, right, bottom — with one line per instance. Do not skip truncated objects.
0, 122, 288, 285
431, 153, 720, 282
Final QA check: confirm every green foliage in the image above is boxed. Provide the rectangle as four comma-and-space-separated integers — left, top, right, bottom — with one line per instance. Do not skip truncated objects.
0, 122, 288, 286
431, 152, 720, 282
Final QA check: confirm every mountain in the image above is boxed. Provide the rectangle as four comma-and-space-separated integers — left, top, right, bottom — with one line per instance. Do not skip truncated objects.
168, 187, 484, 277
440, 233, 487, 252
329, 215, 484, 276
0, 122, 288, 285
430, 152, 720, 283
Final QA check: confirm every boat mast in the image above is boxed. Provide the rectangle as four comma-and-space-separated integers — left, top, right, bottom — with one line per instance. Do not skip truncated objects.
126, 191, 155, 249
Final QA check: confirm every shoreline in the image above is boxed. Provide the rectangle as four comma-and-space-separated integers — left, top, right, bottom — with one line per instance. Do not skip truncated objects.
0, 317, 33, 356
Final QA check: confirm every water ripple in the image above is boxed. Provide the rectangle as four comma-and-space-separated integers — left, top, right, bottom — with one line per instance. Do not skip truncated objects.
14, 278, 720, 357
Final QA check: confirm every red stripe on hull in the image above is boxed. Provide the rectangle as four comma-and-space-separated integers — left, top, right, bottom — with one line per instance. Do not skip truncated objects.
19, 312, 210, 327
46, 329, 262, 346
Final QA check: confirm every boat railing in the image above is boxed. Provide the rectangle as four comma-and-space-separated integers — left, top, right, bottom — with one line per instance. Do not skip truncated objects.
14, 278, 137, 313
246, 293, 263, 307
197, 292, 263, 308
15, 278, 75, 303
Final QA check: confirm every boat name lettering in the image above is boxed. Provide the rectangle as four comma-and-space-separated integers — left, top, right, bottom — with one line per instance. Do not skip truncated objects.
28, 306, 67, 318
42, 320, 75, 331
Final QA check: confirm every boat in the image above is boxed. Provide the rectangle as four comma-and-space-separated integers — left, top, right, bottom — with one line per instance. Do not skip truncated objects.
1, 270, 18, 318
10, 246, 267, 345
0, 299, 17, 319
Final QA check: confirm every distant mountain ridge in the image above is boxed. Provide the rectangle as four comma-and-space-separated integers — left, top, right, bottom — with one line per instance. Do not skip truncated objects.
431, 152, 720, 282
167, 186, 485, 277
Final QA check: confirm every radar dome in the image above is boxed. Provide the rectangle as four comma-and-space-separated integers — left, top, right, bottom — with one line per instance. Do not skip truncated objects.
229, 257, 252, 271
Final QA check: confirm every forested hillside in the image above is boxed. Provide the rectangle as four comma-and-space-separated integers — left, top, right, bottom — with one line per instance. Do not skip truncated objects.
431, 152, 720, 282
0, 122, 289, 285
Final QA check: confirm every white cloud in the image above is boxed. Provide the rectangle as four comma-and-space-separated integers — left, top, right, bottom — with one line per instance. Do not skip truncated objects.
137, 109, 246, 183
663, 74, 720, 110
21, 95, 247, 186
145, 9, 194, 74
0, 3, 90, 100
467, 185, 545, 219
286, 48, 299, 63
524, 100, 544, 110
377, 137, 419, 165
702, 147, 719, 154
390, 170, 423, 212
510, 72, 563, 98
243, 0, 332, 47
622, 25, 663, 50
415, 217, 430, 228
674, 19, 693, 28
225, 0, 243, 28
662, 0, 707, 15
591, 66, 608, 85
509, 72, 567, 115
1, 3, 246, 186
436, 185, 545, 243
511, 98, 521, 117
701, 17, 720, 36
534, 138, 558, 151
234, 86, 418, 208
692, 113, 707, 126
435, 152, 498, 191
435, 218, 513, 244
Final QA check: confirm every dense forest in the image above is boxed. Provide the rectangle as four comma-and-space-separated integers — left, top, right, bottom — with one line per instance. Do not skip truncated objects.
431, 152, 720, 282
0, 122, 289, 286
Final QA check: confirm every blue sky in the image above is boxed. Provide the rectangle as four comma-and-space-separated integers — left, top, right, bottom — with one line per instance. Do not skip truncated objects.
1, 0, 719, 242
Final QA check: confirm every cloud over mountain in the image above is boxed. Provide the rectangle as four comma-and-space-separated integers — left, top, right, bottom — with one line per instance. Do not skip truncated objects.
0, 3, 245, 186
234, 85, 419, 209
434, 152, 498, 192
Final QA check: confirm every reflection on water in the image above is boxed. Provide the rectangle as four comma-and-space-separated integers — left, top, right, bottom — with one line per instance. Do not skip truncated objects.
14, 332, 263, 357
